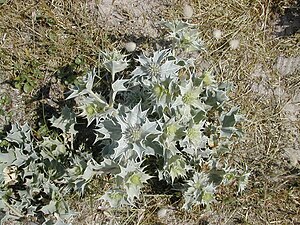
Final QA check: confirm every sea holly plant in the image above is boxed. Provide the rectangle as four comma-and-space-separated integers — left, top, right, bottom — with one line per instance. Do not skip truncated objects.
0, 20, 249, 224
162, 20, 205, 52
101, 50, 129, 82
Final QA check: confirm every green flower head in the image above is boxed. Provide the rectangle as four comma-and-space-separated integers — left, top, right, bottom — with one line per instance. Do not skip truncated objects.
132, 49, 181, 82
118, 161, 152, 203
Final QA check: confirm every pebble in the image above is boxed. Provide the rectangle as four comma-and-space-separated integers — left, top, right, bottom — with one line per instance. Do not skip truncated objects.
229, 39, 240, 50
125, 42, 136, 52
183, 4, 194, 19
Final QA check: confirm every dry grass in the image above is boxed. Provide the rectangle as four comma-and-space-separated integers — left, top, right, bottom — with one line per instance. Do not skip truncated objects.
0, 0, 300, 224
188, 0, 300, 224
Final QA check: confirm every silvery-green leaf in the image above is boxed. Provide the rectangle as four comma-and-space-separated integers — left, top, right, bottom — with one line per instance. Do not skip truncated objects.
117, 103, 145, 127
44, 159, 66, 180
221, 107, 239, 128
104, 60, 128, 76
95, 118, 122, 141
112, 79, 128, 93
0, 192, 5, 208
219, 81, 233, 92
82, 165, 94, 181
1, 199, 24, 218
66, 70, 96, 100
176, 29, 205, 52
112, 138, 130, 160
12, 147, 28, 167
49, 106, 77, 135
66, 84, 88, 100
41, 137, 66, 157
0, 211, 20, 223
153, 49, 171, 64
108, 103, 161, 160
132, 142, 155, 159
177, 57, 195, 69
111, 79, 128, 102
0, 151, 16, 164
41, 200, 57, 214
162, 20, 191, 34
5, 123, 31, 144
102, 50, 128, 80
126, 171, 151, 202
220, 107, 243, 138
162, 20, 205, 52
174, 79, 207, 114
222, 166, 237, 185
73, 179, 88, 196
215, 89, 229, 104
85, 69, 95, 91
160, 60, 181, 79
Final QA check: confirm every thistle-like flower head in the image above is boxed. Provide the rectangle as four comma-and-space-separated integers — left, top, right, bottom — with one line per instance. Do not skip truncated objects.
77, 97, 111, 126
132, 49, 181, 83
102, 50, 129, 81
118, 161, 152, 203
97, 103, 161, 161
173, 78, 207, 118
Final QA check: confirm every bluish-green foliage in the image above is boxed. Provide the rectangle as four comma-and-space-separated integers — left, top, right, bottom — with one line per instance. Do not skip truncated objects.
0, 20, 249, 224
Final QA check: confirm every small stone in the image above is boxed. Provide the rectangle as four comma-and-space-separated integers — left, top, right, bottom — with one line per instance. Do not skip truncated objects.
213, 29, 222, 40
183, 4, 194, 19
157, 208, 168, 218
229, 39, 240, 50
274, 87, 285, 98
125, 42, 136, 52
